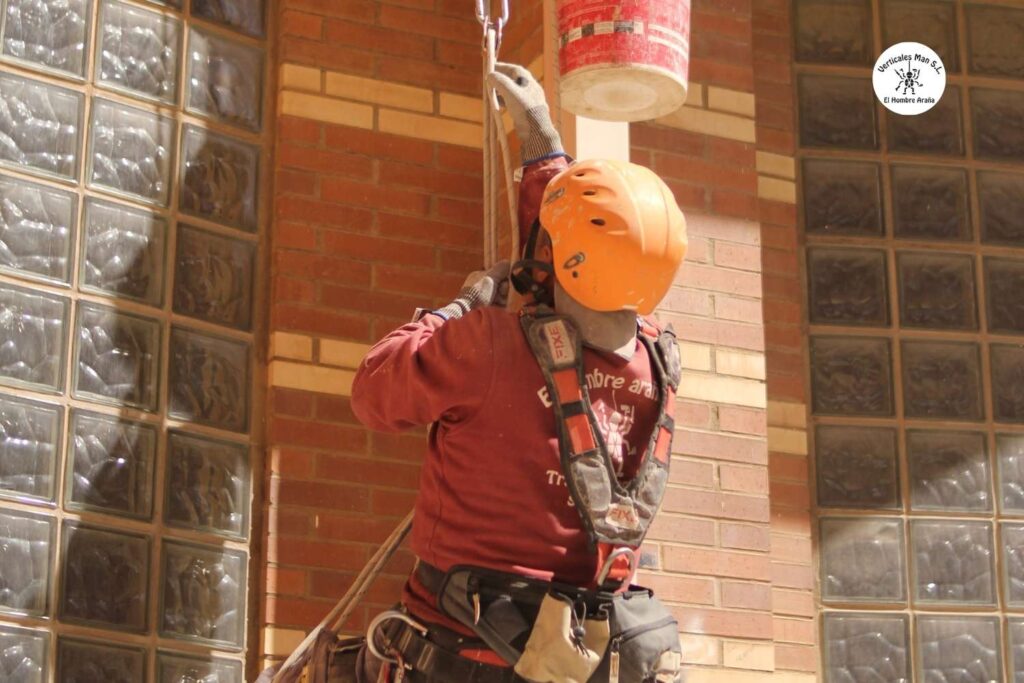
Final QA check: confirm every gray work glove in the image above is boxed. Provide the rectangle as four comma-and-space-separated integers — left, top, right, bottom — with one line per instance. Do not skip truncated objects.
434, 260, 511, 320
486, 63, 564, 164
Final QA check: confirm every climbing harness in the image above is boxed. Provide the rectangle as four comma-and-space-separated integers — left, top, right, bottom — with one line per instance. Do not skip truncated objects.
477, 0, 519, 268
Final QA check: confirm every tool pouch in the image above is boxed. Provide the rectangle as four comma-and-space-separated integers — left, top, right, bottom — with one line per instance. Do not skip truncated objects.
514, 591, 610, 683
593, 590, 682, 683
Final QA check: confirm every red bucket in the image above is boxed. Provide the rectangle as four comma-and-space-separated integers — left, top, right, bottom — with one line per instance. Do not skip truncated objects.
557, 0, 691, 122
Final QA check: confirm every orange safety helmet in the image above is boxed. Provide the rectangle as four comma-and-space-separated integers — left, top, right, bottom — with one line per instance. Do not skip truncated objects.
538, 159, 687, 315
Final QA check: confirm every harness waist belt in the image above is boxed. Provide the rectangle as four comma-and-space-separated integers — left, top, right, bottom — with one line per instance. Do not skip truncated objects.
381, 619, 520, 682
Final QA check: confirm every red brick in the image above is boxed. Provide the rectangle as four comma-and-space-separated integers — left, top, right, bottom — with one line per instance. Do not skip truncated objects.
272, 388, 314, 418
663, 488, 770, 522
275, 304, 372, 340
757, 126, 795, 154
322, 231, 435, 267
276, 196, 373, 230
370, 431, 428, 462
633, 126, 705, 157
721, 463, 769, 494
371, 487, 419, 516
264, 595, 340, 630
721, 521, 771, 551
638, 574, 715, 605
762, 298, 801, 325
317, 453, 422, 489
679, 262, 762, 298
770, 452, 808, 483
271, 417, 368, 452
435, 197, 483, 226
376, 55, 480, 96
315, 514, 415, 544
276, 170, 318, 197
314, 395, 358, 424
775, 644, 818, 673
281, 38, 374, 74
324, 19, 433, 60
439, 248, 485, 273
678, 400, 713, 428
660, 287, 713, 317
657, 155, 757, 194
771, 480, 811, 509
721, 580, 772, 610
379, 160, 480, 199
265, 566, 308, 595
776, 617, 816, 645
670, 458, 715, 488
324, 125, 435, 165
274, 275, 317, 304
647, 514, 716, 546
661, 313, 764, 352
772, 534, 812, 563
282, 9, 323, 39
271, 447, 315, 478
664, 546, 771, 580
693, 9, 752, 41
287, 0, 375, 21
773, 588, 815, 617
675, 430, 765, 466
319, 284, 423, 319
275, 250, 371, 285
715, 295, 763, 324
718, 405, 767, 436
714, 242, 762, 272
437, 146, 483, 174
690, 58, 755, 91
278, 144, 374, 179
276, 221, 318, 251
707, 138, 756, 169
771, 561, 813, 590
674, 607, 773, 639
268, 536, 370, 571
321, 178, 431, 216
693, 33, 754, 66
378, 5, 478, 44
664, 180, 708, 211
270, 478, 371, 514
374, 264, 465, 299
436, 39, 480, 69
279, 116, 322, 145
268, 508, 313, 537
711, 188, 759, 220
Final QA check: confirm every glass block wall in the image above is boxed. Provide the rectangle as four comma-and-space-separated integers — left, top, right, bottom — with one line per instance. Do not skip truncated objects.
797, 1, 1024, 681
0, 0, 266, 679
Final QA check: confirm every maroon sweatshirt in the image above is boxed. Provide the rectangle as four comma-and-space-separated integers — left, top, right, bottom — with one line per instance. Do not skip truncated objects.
351, 307, 663, 631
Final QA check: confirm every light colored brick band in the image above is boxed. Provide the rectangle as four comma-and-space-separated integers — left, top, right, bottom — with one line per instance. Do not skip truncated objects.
269, 332, 370, 396
280, 63, 485, 148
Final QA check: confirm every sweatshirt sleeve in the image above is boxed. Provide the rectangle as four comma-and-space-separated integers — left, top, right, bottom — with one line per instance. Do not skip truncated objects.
351, 310, 495, 432
517, 155, 569, 250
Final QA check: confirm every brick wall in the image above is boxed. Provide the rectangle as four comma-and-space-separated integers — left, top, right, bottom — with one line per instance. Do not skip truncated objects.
261, 0, 814, 680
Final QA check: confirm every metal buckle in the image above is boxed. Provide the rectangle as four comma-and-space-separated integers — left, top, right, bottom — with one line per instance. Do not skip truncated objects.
596, 547, 636, 587
366, 610, 429, 667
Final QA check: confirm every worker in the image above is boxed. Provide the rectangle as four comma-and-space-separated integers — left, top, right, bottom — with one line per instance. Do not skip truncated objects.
349, 62, 687, 683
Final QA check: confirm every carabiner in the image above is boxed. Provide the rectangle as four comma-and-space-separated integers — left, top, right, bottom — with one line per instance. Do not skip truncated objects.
596, 547, 637, 587
365, 610, 429, 667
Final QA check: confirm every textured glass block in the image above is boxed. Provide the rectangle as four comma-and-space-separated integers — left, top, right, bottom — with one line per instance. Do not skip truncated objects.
173, 225, 254, 329
67, 410, 156, 518
158, 652, 243, 683
1004, 524, 1024, 605
887, 86, 963, 156
81, 198, 166, 306
2, 0, 88, 76
57, 637, 145, 683
798, 75, 877, 150
160, 540, 246, 647
821, 517, 905, 602
973, 88, 1024, 163
187, 28, 262, 132
968, 4, 1024, 79
883, 0, 958, 73
0, 282, 68, 391
88, 98, 174, 205
1000, 435, 1024, 514
987, 257, 1024, 335
0, 73, 82, 180
169, 327, 249, 432
0, 509, 52, 616
0, 174, 75, 283
60, 522, 149, 630
193, 0, 263, 38
979, 171, 1024, 246
811, 336, 892, 417
902, 341, 983, 420
907, 430, 989, 512
165, 431, 248, 538
1011, 620, 1024, 683
96, 0, 181, 103
801, 159, 883, 236
794, 0, 871, 65
0, 626, 47, 683
992, 345, 1024, 424
897, 252, 976, 330
180, 126, 259, 232
823, 613, 909, 683
0, 394, 60, 502
917, 616, 1000, 683
808, 248, 888, 326
912, 521, 994, 604
73, 302, 160, 411
816, 425, 898, 509
891, 165, 970, 241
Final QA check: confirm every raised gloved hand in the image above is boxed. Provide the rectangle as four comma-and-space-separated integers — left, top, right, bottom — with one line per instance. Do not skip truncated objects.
434, 260, 511, 320
486, 63, 564, 164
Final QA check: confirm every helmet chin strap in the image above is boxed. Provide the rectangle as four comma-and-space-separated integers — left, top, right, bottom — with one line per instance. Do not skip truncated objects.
553, 281, 638, 361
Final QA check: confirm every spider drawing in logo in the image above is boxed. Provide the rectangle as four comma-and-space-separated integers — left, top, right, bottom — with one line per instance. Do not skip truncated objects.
894, 67, 922, 95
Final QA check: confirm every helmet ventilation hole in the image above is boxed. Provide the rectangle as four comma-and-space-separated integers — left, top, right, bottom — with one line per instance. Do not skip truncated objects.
572, 271, 579, 278
591, 218, 606, 226
583, 190, 597, 196
574, 172, 586, 177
